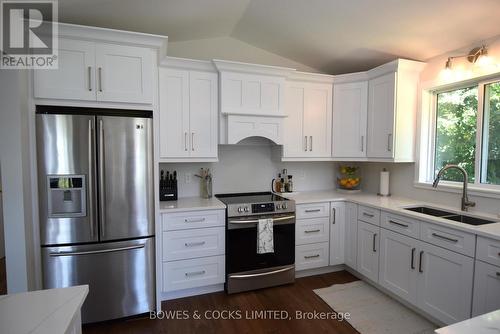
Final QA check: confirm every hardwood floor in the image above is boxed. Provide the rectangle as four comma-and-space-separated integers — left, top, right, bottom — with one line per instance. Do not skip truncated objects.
83, 270, 359, 334
0, 257, 6, 295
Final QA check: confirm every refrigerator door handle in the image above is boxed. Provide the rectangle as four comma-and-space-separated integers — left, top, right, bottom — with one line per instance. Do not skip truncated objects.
88, 119, 95, 239
98, 119, 106, 238
49, 244, 145, 257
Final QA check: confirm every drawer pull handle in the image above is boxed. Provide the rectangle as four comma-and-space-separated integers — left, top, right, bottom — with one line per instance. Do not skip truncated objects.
184, 218, 206, 223
185, 241, 206, 247
431, 233, 458, 243
304, 254, 320, 259
389, 220, 409, 228
305, 209, 321, 213
304, 229, 321, 234
363, 212, 375, 218
185, 270, 206, 277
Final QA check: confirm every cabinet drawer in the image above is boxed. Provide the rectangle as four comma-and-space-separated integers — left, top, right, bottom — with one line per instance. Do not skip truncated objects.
477, 236, 500, 267
421, 222, 475, 257
296, 217, 330, 245
162, 255, 225, 292
296, 202, 330, 219
162, 227, 225, 261
381, 211, 420, 239
162, 209, 225, 231
295, 242, 329, 271
358, 205, 380, 225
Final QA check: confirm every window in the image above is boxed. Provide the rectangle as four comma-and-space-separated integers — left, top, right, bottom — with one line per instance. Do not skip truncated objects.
428, 78, 500, 187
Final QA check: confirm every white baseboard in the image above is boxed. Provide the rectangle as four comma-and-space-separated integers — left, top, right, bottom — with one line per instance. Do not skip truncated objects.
295, 264, 346, 278
159, 283, 224, 302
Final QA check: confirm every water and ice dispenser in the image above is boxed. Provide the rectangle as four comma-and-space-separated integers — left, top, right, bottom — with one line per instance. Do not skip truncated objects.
47, 175, 87, 218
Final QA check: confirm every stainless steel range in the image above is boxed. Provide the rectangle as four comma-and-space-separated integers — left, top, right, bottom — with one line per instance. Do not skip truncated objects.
215, 192, 296, 294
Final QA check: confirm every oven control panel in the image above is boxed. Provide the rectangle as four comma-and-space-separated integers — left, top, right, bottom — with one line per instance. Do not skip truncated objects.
252, 202, 274, 213
226, 200, 295, 217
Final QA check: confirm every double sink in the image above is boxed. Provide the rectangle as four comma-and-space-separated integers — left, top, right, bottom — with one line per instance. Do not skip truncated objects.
404, 206, 498, 226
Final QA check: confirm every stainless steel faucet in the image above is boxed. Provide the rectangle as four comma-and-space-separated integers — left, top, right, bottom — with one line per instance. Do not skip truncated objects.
432, 164, 476, 211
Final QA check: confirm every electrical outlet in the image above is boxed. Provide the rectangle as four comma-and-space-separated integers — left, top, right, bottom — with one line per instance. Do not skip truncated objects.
299, 170, 306, 179
185, 173, 191, 183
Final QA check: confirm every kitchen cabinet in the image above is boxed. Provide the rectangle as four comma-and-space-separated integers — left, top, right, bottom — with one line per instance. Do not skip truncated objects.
158, 66, 218, 160
344, 202, 358, 269
366, 60, 424, 161
34, 39, 154, 104
379, 228, 418, 304
332, 81, 368, 158
416, 241, 473, 324
329, 202, 345, 266
357, 220, 380, 282
283, 74, 333, 159
472, 260, 500, 316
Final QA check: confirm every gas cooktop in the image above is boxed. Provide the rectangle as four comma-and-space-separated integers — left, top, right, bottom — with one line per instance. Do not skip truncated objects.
215, 192, 294, 217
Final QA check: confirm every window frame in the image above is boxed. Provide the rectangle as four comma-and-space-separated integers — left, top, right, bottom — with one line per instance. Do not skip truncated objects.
418, 75, 500, 197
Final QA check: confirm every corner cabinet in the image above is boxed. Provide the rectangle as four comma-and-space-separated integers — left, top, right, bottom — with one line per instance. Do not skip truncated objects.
34, 38, 155, 104
329, 202, 346, 265
366, 60, 425, 161
158, 59, 218, 161
283, 73, 333, 159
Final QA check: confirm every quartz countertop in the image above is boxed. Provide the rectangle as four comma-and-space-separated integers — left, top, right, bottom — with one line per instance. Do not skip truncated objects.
0, 285, 88, 334
159, 196, 226, 213
281, 190, 500, 241
435, 310, 500, 334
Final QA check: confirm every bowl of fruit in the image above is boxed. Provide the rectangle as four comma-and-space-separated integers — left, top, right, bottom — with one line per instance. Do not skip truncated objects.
337, 166, 361, 191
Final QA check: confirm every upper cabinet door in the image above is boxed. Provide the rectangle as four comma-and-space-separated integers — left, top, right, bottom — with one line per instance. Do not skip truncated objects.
283, 83, 306, 157
332, 81, 368, 158
367, 72, 396, 158
34, 38, 96, 101
159, 68, 190, 158
189, 71, 218, 158
95, 44, 153, 104
303, 83, 332, 157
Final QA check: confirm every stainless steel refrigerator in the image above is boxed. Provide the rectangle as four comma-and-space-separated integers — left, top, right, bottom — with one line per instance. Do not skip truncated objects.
36, 106, 155, 323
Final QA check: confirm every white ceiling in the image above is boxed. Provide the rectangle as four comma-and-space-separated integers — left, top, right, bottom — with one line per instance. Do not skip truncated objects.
58, 0, 500, 73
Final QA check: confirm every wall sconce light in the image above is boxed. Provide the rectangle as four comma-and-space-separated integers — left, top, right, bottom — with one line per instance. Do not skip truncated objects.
444, 45, 489, 70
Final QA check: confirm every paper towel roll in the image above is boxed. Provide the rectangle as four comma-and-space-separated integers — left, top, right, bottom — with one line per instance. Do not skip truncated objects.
379, 170, 390, 196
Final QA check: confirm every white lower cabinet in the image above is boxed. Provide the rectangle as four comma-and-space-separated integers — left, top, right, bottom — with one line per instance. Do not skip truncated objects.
417, 241, 474, 324
330, 202, 345, 265
356, 220, 380, 282
296, 242, 329, 271
472, 260, 500, 316
379, 229, 418, 304
344, 203, 358, 269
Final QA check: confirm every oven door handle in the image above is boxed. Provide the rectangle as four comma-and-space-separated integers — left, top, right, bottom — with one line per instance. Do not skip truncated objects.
228, 215, 295, 224
229, 265, 295, 279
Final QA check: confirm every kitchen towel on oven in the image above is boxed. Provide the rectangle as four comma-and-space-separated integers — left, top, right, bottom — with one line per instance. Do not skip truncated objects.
257, 218, 274, 254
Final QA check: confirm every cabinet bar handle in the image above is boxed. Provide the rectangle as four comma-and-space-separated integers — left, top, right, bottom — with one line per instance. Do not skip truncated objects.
431, 233, 458, 243
185, 241, 206, 247
191, 132, 195, 151
98, 67, 103, 92
361, 135, 364, 152
389, 220, 409, 228
304, 254, 320, 259
304, 229, 321, 234
411, 248, 416, 270
332, 207, 336, 224
88, 66, 92, 91
372, 233, 377, 252
184, 132, 188, 151
363, 212, 375, 218
184, 217, 206, 223
185, 270, 205, 277
309, 136, 313, 151
305, 209, 321, 213
496, 272, 500, 277
387, 133, 392, 151
419, 251, 424, 273
304, 136, 308, 151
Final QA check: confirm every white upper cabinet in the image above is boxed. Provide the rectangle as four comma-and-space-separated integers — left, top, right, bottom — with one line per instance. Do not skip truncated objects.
34, 39, 96, 101
332, 80, 368, 158
158, 58, 218, 161
283, 73, 333, 159
366, 59, 425, 161
95, 44, 153, 104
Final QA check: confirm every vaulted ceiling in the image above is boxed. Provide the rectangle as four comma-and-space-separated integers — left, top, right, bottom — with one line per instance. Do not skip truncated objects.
58, 0, 500, 73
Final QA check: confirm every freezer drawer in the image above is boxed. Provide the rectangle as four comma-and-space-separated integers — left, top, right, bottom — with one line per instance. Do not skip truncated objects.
42, 237, 155, 323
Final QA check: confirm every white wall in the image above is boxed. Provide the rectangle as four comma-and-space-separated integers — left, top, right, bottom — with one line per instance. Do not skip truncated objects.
161, 143, 337, 197
0, 71, 36, 292
168, 36, 319, 72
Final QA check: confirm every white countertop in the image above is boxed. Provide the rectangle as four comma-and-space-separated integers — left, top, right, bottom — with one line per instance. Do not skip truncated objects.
435, 310, 500, 334
281, 190, 500, 241
159, 196, 226, 213
0, 285, 88, 334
